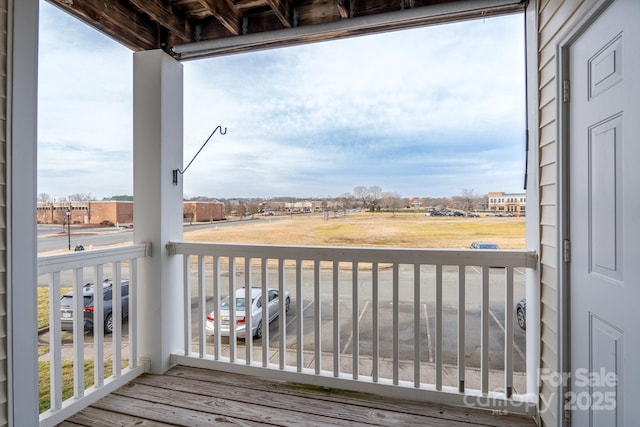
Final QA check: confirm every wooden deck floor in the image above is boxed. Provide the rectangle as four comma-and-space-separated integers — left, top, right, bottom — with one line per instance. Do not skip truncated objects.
59, 366, 538, 427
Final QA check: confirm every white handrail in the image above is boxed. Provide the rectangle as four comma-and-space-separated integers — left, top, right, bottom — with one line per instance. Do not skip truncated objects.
170, 241, 538, 415
38, 244, 150, 426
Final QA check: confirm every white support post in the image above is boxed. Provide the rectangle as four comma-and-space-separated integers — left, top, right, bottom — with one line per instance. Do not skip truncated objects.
8, 0, 40, 425
524, 0, 540, 400
133, 50, 184, 374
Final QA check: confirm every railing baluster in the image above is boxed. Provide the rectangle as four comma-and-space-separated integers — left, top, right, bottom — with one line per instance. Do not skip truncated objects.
296, 259, 303, 372
261, 258, 268, 367
213, 256, 221, 360
198, 255, 206, 358
314, 260, 321, 374
372, 262, 379, 383
333, 261, 339, 377
414, 263, 421, 388
392, 263, 399, 385
72, 268, 85, 399
183, 254, 191, 355
458, 265, 466, 393
129, 259, 138, 368
505, 266, 514, 398
94, 265, 104, 387
435, 264, 442, 391
481, 266, 490, 394
245, 258, 252, 365
352, 261, 359, 380
279, 258, 286, 370
49, 271, 62, 411
113, 262, 122, 378
229, 257, 236, 361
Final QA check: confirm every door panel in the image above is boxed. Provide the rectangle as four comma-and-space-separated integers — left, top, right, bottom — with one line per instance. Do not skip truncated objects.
569, 0, 639, 425
588, 114, 623, 282
589, 314, 623, 426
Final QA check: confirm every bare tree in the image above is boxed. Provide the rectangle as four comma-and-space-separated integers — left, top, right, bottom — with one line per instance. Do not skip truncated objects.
353, 186, 384, 210
452, 188, 480, 212
68, 193, 94, 201
381, 192, 404, 216
224, 203, 233, 217
369, 186, 382, 210
183, 204, 196, 225
353, 186, 370, 209
38, 193, 52, 203
247, 202, 260, 215
339, 193, 353, 211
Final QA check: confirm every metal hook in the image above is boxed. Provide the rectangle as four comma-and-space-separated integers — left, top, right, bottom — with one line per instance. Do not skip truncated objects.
173, 125, 227, 185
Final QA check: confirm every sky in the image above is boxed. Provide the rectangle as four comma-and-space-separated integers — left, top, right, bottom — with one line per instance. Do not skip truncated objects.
37, 1, 526, 201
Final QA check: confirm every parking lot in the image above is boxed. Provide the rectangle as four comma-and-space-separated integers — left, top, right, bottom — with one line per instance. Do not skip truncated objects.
191, 264, 527, 376
39, 261, 526, 393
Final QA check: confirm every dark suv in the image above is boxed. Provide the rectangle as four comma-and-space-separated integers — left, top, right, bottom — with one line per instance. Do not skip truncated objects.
60, 280, 129, 334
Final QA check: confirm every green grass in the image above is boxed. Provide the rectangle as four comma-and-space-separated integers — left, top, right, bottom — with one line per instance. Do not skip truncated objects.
37, 287, 71, 329
38, 358, 128, 413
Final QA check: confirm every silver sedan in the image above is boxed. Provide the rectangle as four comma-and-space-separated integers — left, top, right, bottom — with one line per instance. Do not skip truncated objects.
206, 287, 290, 339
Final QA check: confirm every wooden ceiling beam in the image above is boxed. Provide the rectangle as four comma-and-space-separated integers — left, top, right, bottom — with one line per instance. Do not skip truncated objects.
336, 0, 351, 19
129, 0, 193, 43
48, 0, 158, 51
173, 0, 525, 60
195, 0, 243, 36
266, 0, 294, 28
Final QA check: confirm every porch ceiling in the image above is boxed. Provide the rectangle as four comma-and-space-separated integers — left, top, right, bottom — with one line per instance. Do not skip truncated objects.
46, 0, 525, 60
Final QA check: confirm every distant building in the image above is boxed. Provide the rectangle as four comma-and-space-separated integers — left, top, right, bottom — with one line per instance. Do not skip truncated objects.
36, 201, 133, 225
183, 201, 225, 223
487, 192, 526, 214
408, 198, 426, 208
37, 200, 224, 225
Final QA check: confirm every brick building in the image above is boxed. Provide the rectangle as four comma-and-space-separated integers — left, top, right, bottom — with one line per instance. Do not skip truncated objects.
37, 201, 133, 225
183, 201, 225, 223
487, 192, 526, 214
37, 200, 224, 225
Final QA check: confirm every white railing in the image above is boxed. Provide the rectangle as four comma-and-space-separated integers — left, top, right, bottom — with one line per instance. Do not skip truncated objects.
37, 244, 151, 427
169, 242, 538, 415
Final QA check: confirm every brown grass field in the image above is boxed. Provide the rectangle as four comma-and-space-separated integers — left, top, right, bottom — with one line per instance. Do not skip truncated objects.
184, 212, 526, 249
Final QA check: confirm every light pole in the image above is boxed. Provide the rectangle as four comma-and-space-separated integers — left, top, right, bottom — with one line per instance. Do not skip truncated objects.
66, 208, 71, 250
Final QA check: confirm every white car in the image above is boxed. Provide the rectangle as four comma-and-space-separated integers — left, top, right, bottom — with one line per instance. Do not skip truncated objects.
206, 287, 290, 339
470, 241, 500, 249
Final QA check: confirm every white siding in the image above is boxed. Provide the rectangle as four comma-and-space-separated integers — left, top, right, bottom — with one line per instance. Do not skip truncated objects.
536, 0, 592, 425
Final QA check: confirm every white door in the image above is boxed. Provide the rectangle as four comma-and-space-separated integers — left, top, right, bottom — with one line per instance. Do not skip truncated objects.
569, 0, 640, 425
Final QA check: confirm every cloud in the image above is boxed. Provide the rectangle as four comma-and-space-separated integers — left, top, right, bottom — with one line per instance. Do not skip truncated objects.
182, 14, 525, 198
39, 1, 525, 200
38, 1, 133, 200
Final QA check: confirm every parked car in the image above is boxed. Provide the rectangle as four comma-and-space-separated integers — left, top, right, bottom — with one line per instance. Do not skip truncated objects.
206, 287, 290, 339
470, 241, 500, 249
516, 298, 526, 330
60, 280, 129, 334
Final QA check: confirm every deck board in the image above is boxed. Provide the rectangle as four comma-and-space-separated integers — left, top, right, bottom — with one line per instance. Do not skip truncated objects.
61, 366, 537, 427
